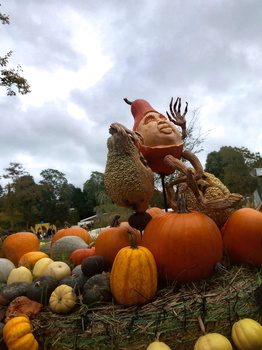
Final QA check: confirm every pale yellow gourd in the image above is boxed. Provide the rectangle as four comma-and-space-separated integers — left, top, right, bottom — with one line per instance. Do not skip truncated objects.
32, 257, 54, 278
49, 284, 77, 313
7, 266, 33, 285
231, 318, 262, 350
146, 340, 171, 349
44, 261, 71, 281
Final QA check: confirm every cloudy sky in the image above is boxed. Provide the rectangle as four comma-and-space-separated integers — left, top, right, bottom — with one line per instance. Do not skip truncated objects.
1, 0, 262, 189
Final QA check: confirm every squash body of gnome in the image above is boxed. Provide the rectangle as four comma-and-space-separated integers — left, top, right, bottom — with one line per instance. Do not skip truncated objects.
104, 123, 154, 212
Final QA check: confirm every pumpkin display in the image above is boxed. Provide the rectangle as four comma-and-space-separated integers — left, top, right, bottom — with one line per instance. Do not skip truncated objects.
44, 261, 71, 281
27, 275, 58, 305
3, 315, 39, 350
81, 255, 108, 278
231, 318, 262, 350
0, 258, 16, 283
110, 232, 157, 306
222, 208, 262, 266
50, 235, 88, 261
146, 340, 171, 350
82, 273, 112, 305
0, 282, 29, 305
49, 284, 77, 313
7, 266, 33, 285
141, 196, 223, 285
69, 244, 96, 266
51, 226, 92, 246
32, 257, 54, 279
18, 251, 49, 269
1, 232, 39, 266
95, 216, 141, 266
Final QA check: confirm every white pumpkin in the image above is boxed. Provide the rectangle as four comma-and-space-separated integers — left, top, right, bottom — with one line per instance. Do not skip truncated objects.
0, 258, 16, 283
44, 261, 71, 281
7, 266, 33, 285
49, 284, 76, 313
32, 257, 54, 278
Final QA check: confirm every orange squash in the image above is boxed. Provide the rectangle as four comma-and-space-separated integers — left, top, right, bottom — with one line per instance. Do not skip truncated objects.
142, 196, 223, 285
110, 232, 157, 306
95, 216, 141, 266
18, 251, 49, 269
222, 208, 262, 266
51, 226, 92, 246
1, 232, 39, 266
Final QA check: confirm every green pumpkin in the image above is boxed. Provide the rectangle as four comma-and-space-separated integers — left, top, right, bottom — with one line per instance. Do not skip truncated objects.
82, 274, 112, 305
26, 276, 58, 305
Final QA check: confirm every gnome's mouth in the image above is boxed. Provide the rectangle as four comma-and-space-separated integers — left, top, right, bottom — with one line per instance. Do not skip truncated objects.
158, 123, 173, 134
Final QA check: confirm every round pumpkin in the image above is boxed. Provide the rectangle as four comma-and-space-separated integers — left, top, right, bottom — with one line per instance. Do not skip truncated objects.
1, 232, 39, 266
82, 273, 112, 305
222, 208, 262, 266
27, 275, 58, 306
3, 315, 39, 350
110, 232, 157, 306
49, 284, 77, 313
44, 261, 71, 281
81, 255, 108, 278
194, 333, 233, 349
32, 257, 54, 279
95, 216, 141, 266
50, 235, 88, 261
147, 340, 171, 350
231, 318, 262, 350
7, 266, 33, 285
142, 197, 223, 285
18, 251, 49, 269
0, 258, 16, 283
69, 245, 96, 266
51, 226, 92, 246
0, 282, 29, 305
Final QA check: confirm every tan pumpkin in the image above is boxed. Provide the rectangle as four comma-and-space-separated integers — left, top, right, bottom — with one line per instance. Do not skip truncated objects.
44, 261, 71, 281
7, 266, 33, 285
0, 258, 16, 283
49, 284, 77, 313
1, 232, 39, 266
32, 257, 54, 279
231, 318, 262, 350
18, 251, 49, 269
3, 315, 39, 350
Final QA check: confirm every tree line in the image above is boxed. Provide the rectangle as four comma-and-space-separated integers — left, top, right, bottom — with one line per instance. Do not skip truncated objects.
0, 146, 261, 233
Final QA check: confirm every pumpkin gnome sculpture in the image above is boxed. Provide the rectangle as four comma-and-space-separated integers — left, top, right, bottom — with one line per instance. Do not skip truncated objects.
104, 97, 243, 229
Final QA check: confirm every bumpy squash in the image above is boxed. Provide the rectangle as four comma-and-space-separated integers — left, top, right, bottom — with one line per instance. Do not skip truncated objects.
231, 318, 262, 350
3, 315, 39, 350
110, 232, 157, 306
1, 232, 39, 266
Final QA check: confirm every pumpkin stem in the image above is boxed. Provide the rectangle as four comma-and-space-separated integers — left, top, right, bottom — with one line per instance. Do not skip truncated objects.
110, 215, 121, 227
123, 97, 132, 105
177, 194, 190, 214
127, 230, 138, 250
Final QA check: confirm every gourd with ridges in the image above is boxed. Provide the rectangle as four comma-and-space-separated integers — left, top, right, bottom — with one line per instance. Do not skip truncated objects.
231, 318, 262, 350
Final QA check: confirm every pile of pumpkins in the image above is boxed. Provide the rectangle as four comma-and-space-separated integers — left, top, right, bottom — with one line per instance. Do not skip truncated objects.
0, 204, 261, 350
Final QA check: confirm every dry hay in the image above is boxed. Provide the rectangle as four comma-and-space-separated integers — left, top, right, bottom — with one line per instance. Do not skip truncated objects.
32, 265, 262, 350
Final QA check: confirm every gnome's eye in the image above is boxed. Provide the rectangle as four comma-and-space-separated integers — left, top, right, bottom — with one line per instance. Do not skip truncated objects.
143, 115, 157, 124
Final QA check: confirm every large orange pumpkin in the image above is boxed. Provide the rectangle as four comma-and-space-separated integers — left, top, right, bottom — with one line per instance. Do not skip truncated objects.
51, 226, 92, 246
222, 208, 262, 266
1, 232, 39, 266
110, 232, 157, 306
142, 196, 223, 285
95, 216, 141, 266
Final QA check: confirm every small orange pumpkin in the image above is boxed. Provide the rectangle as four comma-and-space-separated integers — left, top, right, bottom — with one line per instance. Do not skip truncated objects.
110, 231, 157, 306
18, 251, 49, 269
1, 232, 40, 266
3, 315, 39, 350
95, 216, 141, 266
51, 226, 92, 246
69, 244, 96, 266
223, 208, 262, 266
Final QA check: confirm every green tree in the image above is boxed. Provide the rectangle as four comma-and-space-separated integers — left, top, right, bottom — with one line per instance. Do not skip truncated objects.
205, 146, 262, 197
0, 5, 31, 95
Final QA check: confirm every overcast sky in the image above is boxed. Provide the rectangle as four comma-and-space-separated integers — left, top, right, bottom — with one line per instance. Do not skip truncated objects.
1, 0, 262, 189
